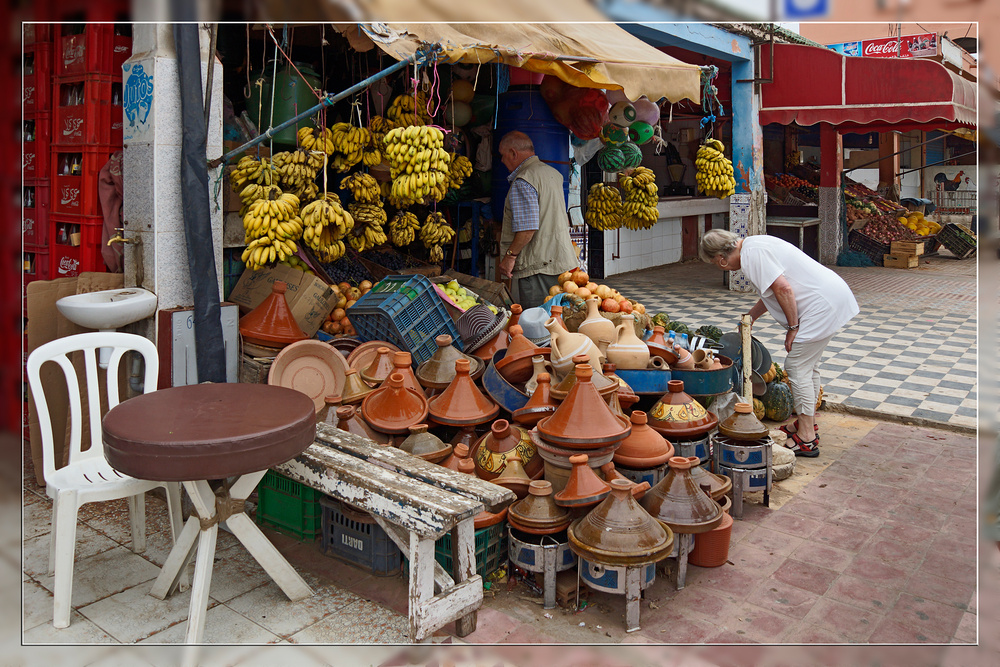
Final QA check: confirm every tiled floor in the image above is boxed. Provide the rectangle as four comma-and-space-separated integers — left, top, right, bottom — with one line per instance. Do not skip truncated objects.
611, 253, 977, 429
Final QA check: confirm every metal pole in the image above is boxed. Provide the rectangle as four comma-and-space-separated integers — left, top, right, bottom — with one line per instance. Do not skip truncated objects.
207, 46, 439, 169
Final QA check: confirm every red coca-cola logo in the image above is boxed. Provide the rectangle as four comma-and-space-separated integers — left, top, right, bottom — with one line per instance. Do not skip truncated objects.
863, 42, 899, 57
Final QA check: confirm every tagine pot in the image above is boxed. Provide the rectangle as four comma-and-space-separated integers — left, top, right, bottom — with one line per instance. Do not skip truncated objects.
238, 281, 308, 349
640, 456, 723, 534
399, 424, 452, 463
646, 380, 719, 439
605, 314, 650, 370
553, 453, 611, 509
496, 325, 550, 384
379, 351, 423, 395
718, 402, 769, 441
335, 405, 391, 445
549, 354, 619, 402
341, 368, 376, 405
491, 452, 533, 499
361, 372, 430, 434
457, 458, 509, 529
440, 442, 471, 471
428, 358, 500, 426
602, 363, 639, 413
613, 411, 675, 469
508, 480, 572, 535
471, 419, 542, 481
688, 462, 733, 501
599, 462, 651, 500
415, 334, 485, 390
360, 346, 396, 387
577, 296, 616, 347
536, 364, 631, 448
512, 372, 559, 427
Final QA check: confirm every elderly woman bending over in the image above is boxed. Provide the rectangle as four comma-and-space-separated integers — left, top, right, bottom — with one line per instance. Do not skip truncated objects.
700, 230, 858, 457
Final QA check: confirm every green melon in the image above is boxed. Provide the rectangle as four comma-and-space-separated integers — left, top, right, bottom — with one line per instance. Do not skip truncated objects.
762, 381, 793, 421
652, 312, 670, 328
695, 325, 723, 342
666, 321, 690, 335
597, 146, 626, 172
618, 142, 643, 169
752, 398, 766, 421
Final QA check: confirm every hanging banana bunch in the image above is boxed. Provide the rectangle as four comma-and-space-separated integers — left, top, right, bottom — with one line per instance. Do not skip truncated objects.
584, 183, 623, 231
328, 122, 371, 172
340, 172, 382, 205
419, 211, 455, 264
383, 125, 451, 207
240, 188, 303, 270
388, 210, 421, 247
695, 139, 736, 199
230, 155, 274, 194
619, 166, 659, 230
386, 92, 432, 127
446, 152, 474, 190
297, 126, 336, 154
301, 192, 353, 263
346, 203, 388, 253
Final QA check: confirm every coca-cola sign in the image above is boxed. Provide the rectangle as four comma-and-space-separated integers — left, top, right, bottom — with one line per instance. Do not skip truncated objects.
860, 33, 937, 59
58, 256, 80, 276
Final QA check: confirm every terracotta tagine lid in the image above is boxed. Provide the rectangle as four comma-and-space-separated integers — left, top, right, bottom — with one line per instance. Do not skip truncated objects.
718, 402, 769, 441
689, 461, 733, 501
567, 479, 674, 567
361, 372, 430, 434
600, 462, 651, 500
472, 418, 543, 480
458, 458, 509, 529
508, 480, 571, 535
537, 364, 631, 448
399, 424, 452, 463
640, 456, 723, 534
606, 389, 628, 421
428, 358, 500, 426
646, 380, 719, 439
505, 303, 523, 333
379, 351, 423, 395
470, 328, 508, 362
341, 368, 376, 405
450, 425, 479, 449
492, 452, 533, 499
335, 405, 391, 445
646, 326, 678, 365
549, 354, 619, 402
602, 363, 639, 412
553, 454, 612, 509
440, 442, 471, 471
613, 411, 675, 469
512, 372, 560, 427
496, 325, 550, 384
360, 346, 396, 387
415, 334, 485, 390
238, 281, 308, 348
318, 394, 343, 428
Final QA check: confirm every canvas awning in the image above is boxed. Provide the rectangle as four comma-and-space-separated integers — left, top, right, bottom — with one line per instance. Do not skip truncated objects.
339, 23, 702, 104
759, 43, 976, 133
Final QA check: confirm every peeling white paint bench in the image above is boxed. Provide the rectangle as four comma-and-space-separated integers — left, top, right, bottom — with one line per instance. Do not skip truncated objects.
273, 424, 515, 641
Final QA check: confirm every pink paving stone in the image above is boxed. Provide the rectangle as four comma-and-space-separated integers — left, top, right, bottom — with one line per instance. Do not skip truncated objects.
922, 464, 976, 485
788, 541, 855, 572
740, 526, 806, 556
852, 481, 901, 500
812, 523, 871, 552
647, 617, 719, 643
459, 606, 519, 643
724, 603, 797, 642
807, 474, 861, 493
667, 586, 739, 619
728, 518, 755, 544
725, 543, 787, 577
801, 597, 881, 643
796, 484, 855, 508
952, 612, 977, 644
760, 512, 824, 538
695, 565, 767, 599
866, 470, 923, 489
705, 629, 758, 643
770, 558, 838, 596
778, 498, 834, 521
875, 519, 939, 545
501, 622, 562, 644
920, 478, 972, 499
844, 555, 911, 589
745, 577, 820, 620
736, 502, 773, 523
907, 490, 960, 515
826, 574, 900, 612
929, 534, 977, 562
830, 506, 889, 530
781, 622, 846, 644
893, 449, 938, 465
867, 618, 938, 643
904, 571, 976, 611
942, 515, 979, 539
856, 537, 928, 570
882, 593, 967, 643
918, 550, 977, 584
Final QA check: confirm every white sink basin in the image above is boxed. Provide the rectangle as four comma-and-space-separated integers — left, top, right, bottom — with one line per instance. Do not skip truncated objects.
56, 288, 158, 330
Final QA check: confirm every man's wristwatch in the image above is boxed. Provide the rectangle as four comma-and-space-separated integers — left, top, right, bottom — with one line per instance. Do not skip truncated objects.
505, 249, 518, 258
786, 323, 799, 331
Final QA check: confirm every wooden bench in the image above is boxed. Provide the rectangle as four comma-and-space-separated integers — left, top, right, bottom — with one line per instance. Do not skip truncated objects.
274, 424, 515, 641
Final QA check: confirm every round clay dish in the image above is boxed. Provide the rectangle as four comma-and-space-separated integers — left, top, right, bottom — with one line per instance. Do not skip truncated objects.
268, 340, 350, 413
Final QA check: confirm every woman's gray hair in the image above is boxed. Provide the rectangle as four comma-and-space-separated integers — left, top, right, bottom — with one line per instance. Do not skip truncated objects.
498, 131, 535, 154
699, 229, 740, 263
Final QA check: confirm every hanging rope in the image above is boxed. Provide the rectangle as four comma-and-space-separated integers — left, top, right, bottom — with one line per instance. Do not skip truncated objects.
699, 65, 723, 139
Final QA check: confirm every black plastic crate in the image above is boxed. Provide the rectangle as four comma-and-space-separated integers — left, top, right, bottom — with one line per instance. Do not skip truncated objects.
937, 223, 976, 259
319, 497, 401, 576
847, 230, 890, 266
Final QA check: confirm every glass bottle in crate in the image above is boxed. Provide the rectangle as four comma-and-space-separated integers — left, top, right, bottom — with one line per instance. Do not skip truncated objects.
70, 154, 81, 176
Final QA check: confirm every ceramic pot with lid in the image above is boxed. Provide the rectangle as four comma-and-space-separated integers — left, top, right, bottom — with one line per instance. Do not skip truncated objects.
613, 411, 675, 469
341, 368, 376, 404
508, 480, 571, 534
399, 424, 452, 463
440, 442, 471, 471
427, 358, 500, 426
496, 325, 550, 384
646, 326, 678, 365
646, 380, 719, 439
491, 452, 533, 499
640, 456, 723, 534
361, 372, 430, 434
472, 419, 542, 480
549, 354, 619, 402
536, 364, 631, 449
512, 372, 559, 427
335, 405, 392, 445
553, 454, 612, 509
361, 347, 396, 387
599, 462, 651, 500
415, 334, 485, 390
238, 281, 308, 349
380, 351, 423, 395
718, 402, 769, 441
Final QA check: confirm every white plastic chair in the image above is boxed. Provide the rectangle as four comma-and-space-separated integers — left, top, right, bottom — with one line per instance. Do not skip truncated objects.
26, 331, 183, 629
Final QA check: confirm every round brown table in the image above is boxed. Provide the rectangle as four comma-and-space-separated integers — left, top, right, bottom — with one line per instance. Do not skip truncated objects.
103, 383, 317, 644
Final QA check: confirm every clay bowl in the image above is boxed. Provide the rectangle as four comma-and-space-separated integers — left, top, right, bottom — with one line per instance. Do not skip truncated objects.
496, 347, 551, 385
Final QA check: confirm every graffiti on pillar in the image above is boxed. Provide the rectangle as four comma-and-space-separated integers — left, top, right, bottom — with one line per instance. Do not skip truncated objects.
122, 62, 154, 143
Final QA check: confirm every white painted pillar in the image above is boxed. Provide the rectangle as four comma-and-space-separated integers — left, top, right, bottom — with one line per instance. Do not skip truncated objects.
121, 24, 224, 338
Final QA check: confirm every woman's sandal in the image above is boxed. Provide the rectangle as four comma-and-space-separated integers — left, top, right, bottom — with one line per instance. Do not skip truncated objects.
787, 432, 820, 458
779, 419, 819, 439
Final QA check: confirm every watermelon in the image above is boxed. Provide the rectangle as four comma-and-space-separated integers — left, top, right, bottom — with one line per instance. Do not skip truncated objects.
695, 325, 723, 342
618, 142, 643, 169
597, 146, 626, 172
752, 398, 766, 421
762, 381, 793, 421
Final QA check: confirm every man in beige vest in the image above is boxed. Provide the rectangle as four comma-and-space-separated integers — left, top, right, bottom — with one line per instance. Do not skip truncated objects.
498, 131, 578, 308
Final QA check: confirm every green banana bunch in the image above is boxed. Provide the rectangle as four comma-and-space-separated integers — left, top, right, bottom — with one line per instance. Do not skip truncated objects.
695, 140, 736, 199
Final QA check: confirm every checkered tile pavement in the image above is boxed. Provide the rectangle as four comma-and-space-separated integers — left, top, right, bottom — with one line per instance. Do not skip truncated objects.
611, 260, 977, 429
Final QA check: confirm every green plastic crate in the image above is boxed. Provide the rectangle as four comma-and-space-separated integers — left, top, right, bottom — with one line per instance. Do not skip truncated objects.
404, 521, 508, 579
254, 470, 323, 541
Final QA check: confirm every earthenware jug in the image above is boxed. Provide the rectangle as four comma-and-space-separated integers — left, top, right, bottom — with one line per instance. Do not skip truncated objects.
672, 344, 695, 370
505, 303, 523, 333
549, 305, 568, 331
692, 349, 715, 370
577, 296, 616, 347
524, 355, 555, 396
646, 326, 678, 365
606, 314, 650, 370
545, 318, 604, 379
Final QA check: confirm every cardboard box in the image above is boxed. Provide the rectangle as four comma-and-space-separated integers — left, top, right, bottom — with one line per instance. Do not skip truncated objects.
890, 240, 924, 256
223, 166, 242, 213
224, 140, 270, 160
25, 272, 125, 486
883, 253, 918, 269
227, 264, 337, 337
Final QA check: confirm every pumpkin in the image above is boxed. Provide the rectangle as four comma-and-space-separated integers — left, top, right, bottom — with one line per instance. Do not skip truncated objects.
761, 381, 793, 421
652, 312, 670, 328
695, 325, 724, 342
770, 362, 786, 383
816, 386, 824, 411
752, 398, 766, 421
761, 364, 776, 384
666, 321, 690, 335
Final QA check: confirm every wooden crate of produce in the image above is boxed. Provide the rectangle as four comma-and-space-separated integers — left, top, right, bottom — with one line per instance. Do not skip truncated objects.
883, 254, 919, 269
890, 240, 924, 256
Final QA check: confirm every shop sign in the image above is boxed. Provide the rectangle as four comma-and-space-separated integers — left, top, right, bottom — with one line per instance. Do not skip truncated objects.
826, 41, 861, 57
860, 33, 937, 59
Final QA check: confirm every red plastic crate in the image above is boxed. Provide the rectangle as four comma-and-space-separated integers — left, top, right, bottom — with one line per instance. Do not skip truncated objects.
23, 113, 52, 180
49, 215, 107, 278
22, 180, 50, 246
52, 75, 123, 146
22, 245, 50, 284
51, 146, 117, 216
24, 24, 53, 45
23, 43, 53, 113
55, 25, 131, 77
